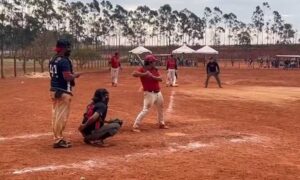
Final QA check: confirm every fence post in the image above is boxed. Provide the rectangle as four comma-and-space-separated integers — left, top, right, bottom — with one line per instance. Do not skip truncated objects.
14, 58, 16, 77
23, 57, 26, 75
33, 59, 36, 73
0, 56, 3, 78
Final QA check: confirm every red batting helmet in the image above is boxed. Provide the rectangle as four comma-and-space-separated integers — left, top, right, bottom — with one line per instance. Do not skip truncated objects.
144, 54, 157, 62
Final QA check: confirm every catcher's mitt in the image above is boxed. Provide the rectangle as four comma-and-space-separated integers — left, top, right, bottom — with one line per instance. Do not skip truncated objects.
108, 118, 123, 126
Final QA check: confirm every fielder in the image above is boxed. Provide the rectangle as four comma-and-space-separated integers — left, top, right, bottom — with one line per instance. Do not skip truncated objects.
49, 39, 80, 148
166, 54, 178, 87
109, 52, 121, 87
132, 54, 169, 132
205, 57, 222, 88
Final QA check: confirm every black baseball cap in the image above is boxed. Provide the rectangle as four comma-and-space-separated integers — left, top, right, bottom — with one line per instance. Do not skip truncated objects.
56, 39, 71, 49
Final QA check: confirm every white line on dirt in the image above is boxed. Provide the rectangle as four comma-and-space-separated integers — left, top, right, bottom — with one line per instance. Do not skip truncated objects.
166, 90, 175, 113
0, 132, 72, 142
13, 160, 99, 175
12, 141, 211, 175
11, 134, 266, 175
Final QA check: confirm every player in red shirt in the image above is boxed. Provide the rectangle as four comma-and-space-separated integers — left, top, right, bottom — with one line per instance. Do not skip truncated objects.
109, 52, 121, 87
166, 54, 178, 87
131, 54, 169, 132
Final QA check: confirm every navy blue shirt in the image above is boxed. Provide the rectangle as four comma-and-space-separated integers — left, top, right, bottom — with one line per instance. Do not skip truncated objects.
49, 56, 72, 92
206, 62, 220, 74
83, 102, 108, 135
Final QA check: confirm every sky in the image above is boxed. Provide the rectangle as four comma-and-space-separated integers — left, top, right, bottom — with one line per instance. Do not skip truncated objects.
71, 0, 300, 40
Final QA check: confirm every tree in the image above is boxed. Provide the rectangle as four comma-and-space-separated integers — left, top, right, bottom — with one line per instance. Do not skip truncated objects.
86, 0, 101, 49
223, 13, 237, 45
68, 1, 88, 48
281, 23, 295, 44
158, 4, 176, 46
272, 11, 284, 44
203, 7, 212, 45
211, 7, 223, 45
251, 6, 264, 44
238, 31, 251, 45
112, 4, 129, 46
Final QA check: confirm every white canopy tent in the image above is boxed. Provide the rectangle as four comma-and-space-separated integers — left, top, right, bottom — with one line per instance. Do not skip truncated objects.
129, 46, 152, 54
172, 45, 195, 54
196, 45, 218, 55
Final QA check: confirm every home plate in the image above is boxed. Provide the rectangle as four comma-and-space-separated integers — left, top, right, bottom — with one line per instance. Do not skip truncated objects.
165, 132, 187, 137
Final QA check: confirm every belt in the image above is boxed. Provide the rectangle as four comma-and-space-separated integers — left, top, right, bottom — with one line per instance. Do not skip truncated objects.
145, 90, 160, 93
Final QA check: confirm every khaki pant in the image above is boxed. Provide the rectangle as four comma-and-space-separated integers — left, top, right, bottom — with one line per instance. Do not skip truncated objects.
133, 91, 164, 127
205, 72, 222, 88
111, 67, 120, 84
167, 69, 177, 86
50, 92, 72, 142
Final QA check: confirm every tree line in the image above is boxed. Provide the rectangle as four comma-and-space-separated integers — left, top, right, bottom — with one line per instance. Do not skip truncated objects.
0, 0, 298, 77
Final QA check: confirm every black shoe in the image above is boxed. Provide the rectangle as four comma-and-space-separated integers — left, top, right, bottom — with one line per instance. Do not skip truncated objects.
53, 139, 72, 148
84, 138, 91, 145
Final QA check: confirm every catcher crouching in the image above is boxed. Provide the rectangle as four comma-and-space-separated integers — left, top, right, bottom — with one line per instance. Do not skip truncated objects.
78, 89, 122, 146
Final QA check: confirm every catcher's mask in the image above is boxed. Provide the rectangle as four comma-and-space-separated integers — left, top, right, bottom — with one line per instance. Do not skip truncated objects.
92, 88, 109, 104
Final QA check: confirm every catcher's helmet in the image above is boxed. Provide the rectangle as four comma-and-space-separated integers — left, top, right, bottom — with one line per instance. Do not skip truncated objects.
92, 88, 109, 103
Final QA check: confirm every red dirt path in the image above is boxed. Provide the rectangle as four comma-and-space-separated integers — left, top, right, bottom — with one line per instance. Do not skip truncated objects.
0, 67, 300, 179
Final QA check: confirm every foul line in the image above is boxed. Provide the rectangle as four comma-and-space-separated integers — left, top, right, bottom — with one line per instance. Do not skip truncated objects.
11, 134, 266, 175
166, 90, 176, 113
0, 132, 73, 142
12, 141, 211, 175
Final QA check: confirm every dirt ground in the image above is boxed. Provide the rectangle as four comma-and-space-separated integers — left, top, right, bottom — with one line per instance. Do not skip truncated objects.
0, 67, 300, 180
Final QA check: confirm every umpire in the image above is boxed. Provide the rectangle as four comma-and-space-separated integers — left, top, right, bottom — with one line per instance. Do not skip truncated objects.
205, 57, 222, 88
49, 39, 80, 148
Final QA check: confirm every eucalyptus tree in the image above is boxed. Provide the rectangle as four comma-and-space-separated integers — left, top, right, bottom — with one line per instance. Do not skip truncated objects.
100, 0, 115, 46
223, 13, 237, 45
281, 23, 295, 44
86, 0, 101, 49
211, 7, 223, 45
237, 22, 252, 45
158, 4, 176, 46
68, 1, 88, 48
271, 11, 284, 44
122, 10, 136, 45
54, 0, 69, 35
148, 9, 159, 46
186, 10, 204, 45
0, 0, 13, 78
112, 4, 129, 46
231, 20, 244, 45
203, 7, 212, 45
251, 5, 264, 44
262, 2, 271, 44
131, 6, 151, 45
176, 10, 189, 45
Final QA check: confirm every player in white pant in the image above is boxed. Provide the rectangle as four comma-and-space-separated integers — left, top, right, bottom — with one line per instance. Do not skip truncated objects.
111, 67, 119, 85
166, 54, 178, 87
109, 52, 121, 87
132, 54, 169, 132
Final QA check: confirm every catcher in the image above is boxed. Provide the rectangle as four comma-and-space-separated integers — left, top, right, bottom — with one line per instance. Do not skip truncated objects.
78, 88, 122, 146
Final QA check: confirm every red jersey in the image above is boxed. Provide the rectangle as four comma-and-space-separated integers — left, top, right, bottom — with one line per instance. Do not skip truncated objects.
110, 56, 121, 68
138, 67, 160, 92
166, 58, 177, 69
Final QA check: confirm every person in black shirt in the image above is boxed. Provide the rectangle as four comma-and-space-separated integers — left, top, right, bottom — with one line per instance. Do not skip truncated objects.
78, 89, 122, 146
49, 39, 80, 148
205, 57, 222, 88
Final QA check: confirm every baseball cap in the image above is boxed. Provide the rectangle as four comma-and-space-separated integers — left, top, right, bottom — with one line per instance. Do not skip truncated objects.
144, 54, 157, 62
54, 39, 71, 51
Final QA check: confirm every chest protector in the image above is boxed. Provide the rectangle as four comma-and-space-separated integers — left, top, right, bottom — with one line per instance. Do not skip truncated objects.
83, 104, 101, 130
